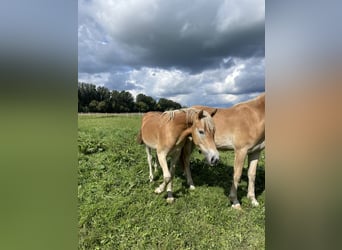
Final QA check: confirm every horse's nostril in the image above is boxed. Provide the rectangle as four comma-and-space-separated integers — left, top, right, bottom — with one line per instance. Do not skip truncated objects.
211, 156, 218, 165
210, 156, 217, 164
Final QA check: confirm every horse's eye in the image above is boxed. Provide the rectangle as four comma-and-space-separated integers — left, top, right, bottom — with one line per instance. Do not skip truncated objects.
198, 129, 205, 135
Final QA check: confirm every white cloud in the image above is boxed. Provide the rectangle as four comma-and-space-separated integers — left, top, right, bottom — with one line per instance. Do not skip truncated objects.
93, 57, 264, 107
78, 72, 111, 86
205, 57, 264, 95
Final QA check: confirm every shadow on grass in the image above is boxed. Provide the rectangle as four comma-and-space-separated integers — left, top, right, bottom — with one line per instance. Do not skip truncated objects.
172, 158, 265, 202
145, 151, 265, 202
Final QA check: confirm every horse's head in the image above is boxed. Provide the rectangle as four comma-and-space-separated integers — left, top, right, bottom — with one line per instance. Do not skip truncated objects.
190, 109, 219, 166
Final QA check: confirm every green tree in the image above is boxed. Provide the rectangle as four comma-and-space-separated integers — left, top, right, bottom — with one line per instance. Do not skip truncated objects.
95, 86, 111, 112
97, 101, 108, 112
110, 90, 120, 112
118, 91, 135, 112
136, 101, 149, 112
110, 90, 135, 113
157, 98, 182, 111
78, 82, 184, 113
136, 93, 157, 111
96, 86, 110, 101
78, 82, 97, 112
88, 100, 99, 112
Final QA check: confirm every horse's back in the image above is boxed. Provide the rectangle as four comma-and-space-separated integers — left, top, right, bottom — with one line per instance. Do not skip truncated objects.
192, 94, 265, 151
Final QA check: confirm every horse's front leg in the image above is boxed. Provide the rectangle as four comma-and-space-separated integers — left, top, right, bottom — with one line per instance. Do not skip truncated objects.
155, 151, 171, 196
247, 151, 260, 207
229, 147, 248, 209
164, 150, 182, 203
181, 139, 195, 190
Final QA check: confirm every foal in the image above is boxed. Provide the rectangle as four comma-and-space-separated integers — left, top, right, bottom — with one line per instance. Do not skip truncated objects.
137, 108, 219, 203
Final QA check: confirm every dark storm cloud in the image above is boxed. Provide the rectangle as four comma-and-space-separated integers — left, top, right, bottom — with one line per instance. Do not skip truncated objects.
79, 0, 264, 72
78, 0, 265, 106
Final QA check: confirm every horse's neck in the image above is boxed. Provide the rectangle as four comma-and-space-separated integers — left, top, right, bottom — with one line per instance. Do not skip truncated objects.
176, 111, 192, 128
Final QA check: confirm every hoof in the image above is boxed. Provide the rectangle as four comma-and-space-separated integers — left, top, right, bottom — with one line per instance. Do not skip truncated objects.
149, 177, 154, 182
189, 185, 195, 190
251, 199, 259, 207
232, 203, 242, 210
166, 197, 175, 203
154, 187, 163, 194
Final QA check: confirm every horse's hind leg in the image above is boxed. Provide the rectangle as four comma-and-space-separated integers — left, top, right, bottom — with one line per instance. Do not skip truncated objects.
153, 151, 159, 173
145, 146, 154, 182
229, 147, 248, 209
247, 151, 260, 207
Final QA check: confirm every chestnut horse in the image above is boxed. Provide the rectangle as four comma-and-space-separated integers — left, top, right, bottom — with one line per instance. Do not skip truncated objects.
137, 108, 219, 203
183, 93, 265, 209
137, 112, 195, 188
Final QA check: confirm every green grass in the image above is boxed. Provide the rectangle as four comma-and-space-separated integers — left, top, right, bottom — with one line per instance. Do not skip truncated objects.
78, 114, 265, 249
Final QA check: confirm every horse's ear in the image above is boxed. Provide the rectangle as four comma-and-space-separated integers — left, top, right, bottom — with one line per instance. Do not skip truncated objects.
210, 109, 217, 117
198, 110, 205, 119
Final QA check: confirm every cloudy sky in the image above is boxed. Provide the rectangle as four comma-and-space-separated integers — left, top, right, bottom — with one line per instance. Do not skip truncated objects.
78, 0, 265, 107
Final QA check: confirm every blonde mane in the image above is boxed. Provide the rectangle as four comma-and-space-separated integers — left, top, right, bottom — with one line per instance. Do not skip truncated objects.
162, 108, 215, 132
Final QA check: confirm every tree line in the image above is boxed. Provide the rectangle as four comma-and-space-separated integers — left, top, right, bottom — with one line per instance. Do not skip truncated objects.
78, 82, 183, 113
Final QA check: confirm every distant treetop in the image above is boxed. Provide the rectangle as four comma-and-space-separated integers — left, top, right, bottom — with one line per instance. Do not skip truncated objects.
78, 82, 183, 113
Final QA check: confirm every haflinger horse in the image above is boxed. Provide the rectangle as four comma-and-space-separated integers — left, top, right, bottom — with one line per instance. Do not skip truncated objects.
182, 93, 265, 209
137, 108, 219, 203
137, 112, 196, 187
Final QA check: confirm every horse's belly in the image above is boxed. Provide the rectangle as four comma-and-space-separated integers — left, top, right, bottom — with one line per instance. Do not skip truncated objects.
215, 137, 234, 150
214, 136, 265, 152
142, 136, 158, 149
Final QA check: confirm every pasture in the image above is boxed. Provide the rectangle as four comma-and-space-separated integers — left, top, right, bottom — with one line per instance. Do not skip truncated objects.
78, 114, 265, 249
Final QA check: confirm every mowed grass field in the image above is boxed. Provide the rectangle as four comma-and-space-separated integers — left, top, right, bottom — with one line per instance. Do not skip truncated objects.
78, 114, 265, 249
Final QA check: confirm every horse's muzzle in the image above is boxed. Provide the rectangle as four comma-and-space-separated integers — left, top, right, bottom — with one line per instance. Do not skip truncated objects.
199, 147, 219, 166
206, 150, 219, 166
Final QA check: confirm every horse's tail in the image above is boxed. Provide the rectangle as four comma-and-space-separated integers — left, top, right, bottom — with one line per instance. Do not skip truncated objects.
136, 129, 144, 144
